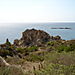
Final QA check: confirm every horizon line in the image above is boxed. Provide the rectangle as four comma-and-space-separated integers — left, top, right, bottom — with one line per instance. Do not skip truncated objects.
0, 21, 75, 24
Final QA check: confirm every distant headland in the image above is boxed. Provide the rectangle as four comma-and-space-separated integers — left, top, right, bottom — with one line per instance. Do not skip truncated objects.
51, 27, 72, 29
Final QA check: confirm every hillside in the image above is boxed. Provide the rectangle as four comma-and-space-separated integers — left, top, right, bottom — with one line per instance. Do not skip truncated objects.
0, 29, 75, 75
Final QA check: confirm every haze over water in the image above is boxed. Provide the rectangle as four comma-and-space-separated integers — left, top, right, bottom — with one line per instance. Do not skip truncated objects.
0, 23, 75, 44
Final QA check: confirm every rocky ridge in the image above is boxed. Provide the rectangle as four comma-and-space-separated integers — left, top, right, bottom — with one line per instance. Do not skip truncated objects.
14, 29, 61, 47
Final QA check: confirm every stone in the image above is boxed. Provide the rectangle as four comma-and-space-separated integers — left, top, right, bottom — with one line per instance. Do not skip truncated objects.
0, 56, 10, 66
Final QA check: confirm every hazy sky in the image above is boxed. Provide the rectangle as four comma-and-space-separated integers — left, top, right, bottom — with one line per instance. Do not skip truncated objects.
0, 0, 75, 23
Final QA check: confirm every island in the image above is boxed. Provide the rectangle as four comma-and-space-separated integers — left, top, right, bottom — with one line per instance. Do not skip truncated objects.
51, 27, 72, 29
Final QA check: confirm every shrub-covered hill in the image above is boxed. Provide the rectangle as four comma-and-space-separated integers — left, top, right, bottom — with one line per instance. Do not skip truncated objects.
1, 51, 75, 75
0, 29, 75, 75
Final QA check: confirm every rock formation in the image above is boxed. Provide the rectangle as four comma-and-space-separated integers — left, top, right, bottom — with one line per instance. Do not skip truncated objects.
14, 29, 50, 46
0, 56, 10, 66
14, 29, 61, 47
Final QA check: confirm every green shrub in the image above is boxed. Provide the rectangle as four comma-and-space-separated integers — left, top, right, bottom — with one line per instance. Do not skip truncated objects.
27, 46, 38, 52
56, 45, 65, 52
25, 54, 44, 62
56, 45, 73, 52
64, 46, 72, 52
70, 44, 75, 50
47, 41, 54, 46
16, 47, 26, 54
0, 49, 13, 57
16, 46, 38, 54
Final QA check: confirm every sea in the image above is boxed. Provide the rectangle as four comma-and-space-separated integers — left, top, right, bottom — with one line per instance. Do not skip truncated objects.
0, 23, 75, 44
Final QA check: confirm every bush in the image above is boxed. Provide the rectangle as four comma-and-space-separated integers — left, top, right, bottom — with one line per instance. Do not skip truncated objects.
27, 46, 38, 52
70, 44, 75, 50
47, 41, 54, 46
56, 45, 73, 52
64, 46, 72, 52
0, 49, 13, 57
16, 47, 26, 54
25, 54, 44, 62
16, 46, 38, 54
56, 45, 65, 52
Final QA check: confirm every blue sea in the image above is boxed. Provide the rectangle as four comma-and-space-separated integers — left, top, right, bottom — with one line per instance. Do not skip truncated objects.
0, 23, 75, 44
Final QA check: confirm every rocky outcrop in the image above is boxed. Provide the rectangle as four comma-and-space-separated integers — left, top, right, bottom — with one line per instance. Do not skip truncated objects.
14, 29, 61, 47
0, 56, 10, 66
53, 35, 61, 40
14, 29, 50, 46
0, 38, 11, 50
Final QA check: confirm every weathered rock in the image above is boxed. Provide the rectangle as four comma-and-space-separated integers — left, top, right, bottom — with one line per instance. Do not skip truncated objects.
0, 38, 11, 50
53, 35, 61, 40
0, 56, 10, 66
14, 39, 19, 46
14, 29, 61, 47
14, 29, 51, 46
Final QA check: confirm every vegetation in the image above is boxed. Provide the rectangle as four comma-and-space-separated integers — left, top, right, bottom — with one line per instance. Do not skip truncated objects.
0, 66, 24, 75
0, 49, 13, 57
33, 63, 75, 75
27, 46, 38, 52
0, 40, 75, 75
25, 53, 44, 62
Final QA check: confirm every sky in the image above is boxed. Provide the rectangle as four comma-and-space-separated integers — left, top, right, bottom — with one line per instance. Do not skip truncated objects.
0, 0, 75, 23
